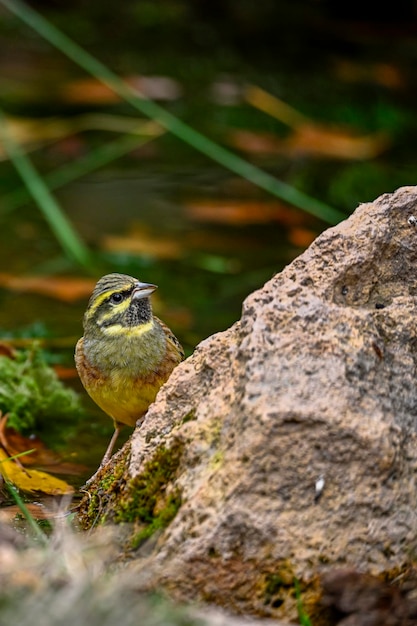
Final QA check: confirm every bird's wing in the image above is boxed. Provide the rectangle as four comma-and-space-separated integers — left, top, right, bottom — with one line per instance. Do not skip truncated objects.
154, 316, 185, 361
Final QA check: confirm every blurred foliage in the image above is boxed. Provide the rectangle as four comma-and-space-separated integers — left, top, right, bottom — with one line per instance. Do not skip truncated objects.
0, 344, 81, 440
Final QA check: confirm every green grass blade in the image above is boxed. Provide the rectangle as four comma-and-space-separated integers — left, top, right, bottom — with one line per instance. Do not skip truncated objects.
0, 449, 36, 462
0, 107, 93, 269
0, 0, 346, 225
4, 479, 48, 544
294, 578, 313, 626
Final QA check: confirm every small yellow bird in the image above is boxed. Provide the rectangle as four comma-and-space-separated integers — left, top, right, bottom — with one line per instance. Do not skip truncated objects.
75, 273, 184, 467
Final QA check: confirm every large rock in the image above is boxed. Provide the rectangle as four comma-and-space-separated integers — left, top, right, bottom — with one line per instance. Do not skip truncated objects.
79, 187, 417, 622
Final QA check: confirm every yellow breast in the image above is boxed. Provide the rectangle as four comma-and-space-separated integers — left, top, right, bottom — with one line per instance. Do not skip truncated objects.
75, 335, 177, 428
86, 370, 159, 427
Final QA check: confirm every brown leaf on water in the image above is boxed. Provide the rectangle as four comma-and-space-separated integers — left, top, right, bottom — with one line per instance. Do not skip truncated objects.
0, 417, 86, 477
288, 227, 317, 248
102, 225, 184, 260
285, 123, 390, 160
238, 84, 390, 160
61, 78, 120, 104
228, 129, 284, 155
61, 75, 182, 104
0, 503, 51, 521
0, 273, 96, 302
53, 365, 79, 380
0, 343, 16, 359
333, 59, 405, 89
185, 198, 307, 226
229, 126, 390, 160
0, 449, 73, 495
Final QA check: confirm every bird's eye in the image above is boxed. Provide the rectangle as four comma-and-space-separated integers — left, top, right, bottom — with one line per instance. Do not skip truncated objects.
109, 292, 123, 304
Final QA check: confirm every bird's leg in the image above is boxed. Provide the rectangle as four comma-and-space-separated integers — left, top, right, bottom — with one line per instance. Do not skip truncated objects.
82, 423, 123, 487
100, 423, 121, 467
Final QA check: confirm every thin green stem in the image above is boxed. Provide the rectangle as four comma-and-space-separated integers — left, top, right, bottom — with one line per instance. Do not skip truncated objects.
294, 579, 313, 626
4, 480, 48, 544
0, 0, 346, 224
0, 107, 93, 270
2, 131, 161, 212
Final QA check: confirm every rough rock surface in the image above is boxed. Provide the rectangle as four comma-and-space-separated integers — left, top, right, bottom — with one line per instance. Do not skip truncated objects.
81, 187, 417, 622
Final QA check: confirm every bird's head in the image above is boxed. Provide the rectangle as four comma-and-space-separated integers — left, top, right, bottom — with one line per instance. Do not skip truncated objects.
83, 273, 157, 337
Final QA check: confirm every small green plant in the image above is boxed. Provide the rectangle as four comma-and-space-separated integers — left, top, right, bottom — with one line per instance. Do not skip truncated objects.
294, 578, 313, 626
0, 343, 82, 442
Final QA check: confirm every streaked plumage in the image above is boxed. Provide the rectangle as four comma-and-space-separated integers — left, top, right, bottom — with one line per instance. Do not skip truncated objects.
75, 273, 184, 467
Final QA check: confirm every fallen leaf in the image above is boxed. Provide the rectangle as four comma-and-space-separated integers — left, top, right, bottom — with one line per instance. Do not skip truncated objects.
53, 365, 79, 380
61, 75, 182, 104
185, 199, 307, 226
285, 123, 390, 160
333, 59, 404, 89
0, 273, 96, 302
0, 421, 86, 476
229, 126, 390, 160
0, 343, 16, 359
239, 84, 391, 160
0, 503, 51, 521
0, 449, 73, 495
227, 129, 284, 155
288, 227, 317, 248
102, 232, 183, 259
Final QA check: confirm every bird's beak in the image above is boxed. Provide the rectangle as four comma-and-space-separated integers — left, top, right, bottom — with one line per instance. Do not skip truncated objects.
132, 282, 158, 300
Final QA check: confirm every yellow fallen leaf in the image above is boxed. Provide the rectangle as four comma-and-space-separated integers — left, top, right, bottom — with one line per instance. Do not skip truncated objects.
0, 449, 73, 495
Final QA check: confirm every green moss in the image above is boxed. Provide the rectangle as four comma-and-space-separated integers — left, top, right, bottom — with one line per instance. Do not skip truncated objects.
115, 440, 184, 546
0, 344, 82, 443
78, 449, 130, 529
181, 409, 196, 424
263, 565, 295, 608
130, 489, 182, 548
265, 573, 285, 598
209, 450, 223, 469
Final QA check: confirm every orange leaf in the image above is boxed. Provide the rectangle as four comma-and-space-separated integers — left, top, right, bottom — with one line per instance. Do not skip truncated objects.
0, 343, 16, 359
102, 233, 183, 259
333, 59, 404, 89
288, 227, 317, 248
60, 75, 182, 104
228, 129, 283, 155
228, 126, 390, 160
285, 123, 390, 160
53, 365, 79, 380
0, 273, 96, 302
0, 419, 86, 476
185, 199, 307, 226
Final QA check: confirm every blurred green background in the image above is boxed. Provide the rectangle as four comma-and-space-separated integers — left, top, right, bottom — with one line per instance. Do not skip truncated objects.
0, 0, 416, 476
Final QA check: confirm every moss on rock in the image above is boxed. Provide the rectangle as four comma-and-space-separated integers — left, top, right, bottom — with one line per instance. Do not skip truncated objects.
78, 440, 184, 548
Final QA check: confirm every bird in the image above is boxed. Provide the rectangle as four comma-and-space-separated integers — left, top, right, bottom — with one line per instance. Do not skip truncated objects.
75, 273, 184, 468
